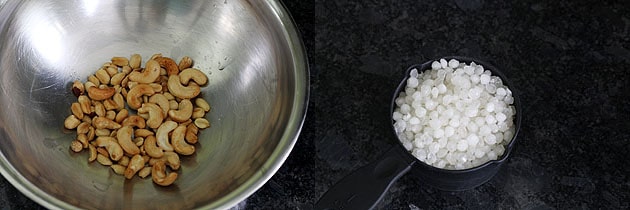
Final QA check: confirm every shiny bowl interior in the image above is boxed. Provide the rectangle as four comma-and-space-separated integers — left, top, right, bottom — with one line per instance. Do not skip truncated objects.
0, 0, 308, 209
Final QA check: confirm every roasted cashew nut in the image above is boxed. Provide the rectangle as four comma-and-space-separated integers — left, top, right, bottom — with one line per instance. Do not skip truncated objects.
171, 124, 195, 155
138, 103, 164, 129
167, 75, 200, 99
156, 121, 177, 151
149, 151, 180, 170
94, 137, 124, 161
179, 68, 208, 86
149, 94, 170, 116
126, 84, 155, 109
117, 126, 140, 155
168, 99, 193, 123
155, 57, 179, 76
152, 160, 178, 186
144, 135, 164, 158
121, 115, 146, 129
134, 129, 154, 138
87, 86, 116, 101
124, 154, 146, 179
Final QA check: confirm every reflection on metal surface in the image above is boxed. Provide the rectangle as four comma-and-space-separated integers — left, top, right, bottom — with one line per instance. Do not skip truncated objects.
0, 0, 308, 209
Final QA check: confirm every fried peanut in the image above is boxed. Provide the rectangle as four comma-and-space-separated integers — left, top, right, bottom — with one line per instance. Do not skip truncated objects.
71, 102, 84, 119
77, 133, 89, 148
106, 110, 116, 120
78, 95, 92, 114
72, 80, 85, 97
77, 122, 91, 134
194, 118, 210, 129
95, 137, 123, 161
110, 72, 126, 86
195, 98, 211, 112
111, 164, 126, 175
95, 69, 110, 84
192, 107, 205, 119
178, 56, 193, 70
106, 66, 119, 77
111, 57, 129, 67
97, 154, 113, 166
115, 109, 129, 123
93, 117, 121, 129
64, 115, 81, 129
129, 54, 142, 69
138, 167, 152, 178
88, 144, 97, 162
185, 124, 199, 144
94, 101, 106, 117
70, 140, 83, 152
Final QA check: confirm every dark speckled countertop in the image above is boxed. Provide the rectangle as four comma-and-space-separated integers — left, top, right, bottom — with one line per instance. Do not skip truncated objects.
2, 0, 629, 209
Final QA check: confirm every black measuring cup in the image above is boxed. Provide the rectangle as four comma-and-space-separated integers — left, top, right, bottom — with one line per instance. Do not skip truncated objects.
314, 56, 522, 209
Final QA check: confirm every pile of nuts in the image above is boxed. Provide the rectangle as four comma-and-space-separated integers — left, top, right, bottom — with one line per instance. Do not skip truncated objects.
63, 54, 210, 186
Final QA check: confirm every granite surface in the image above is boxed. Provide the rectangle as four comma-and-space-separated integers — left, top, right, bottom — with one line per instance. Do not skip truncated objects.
2, 0, 629, 209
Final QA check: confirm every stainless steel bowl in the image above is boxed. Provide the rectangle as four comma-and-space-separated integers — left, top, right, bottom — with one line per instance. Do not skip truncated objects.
0, 0, 308, 209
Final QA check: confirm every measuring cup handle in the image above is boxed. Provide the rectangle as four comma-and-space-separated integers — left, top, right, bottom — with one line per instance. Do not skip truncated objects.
314, 145, 416, 210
